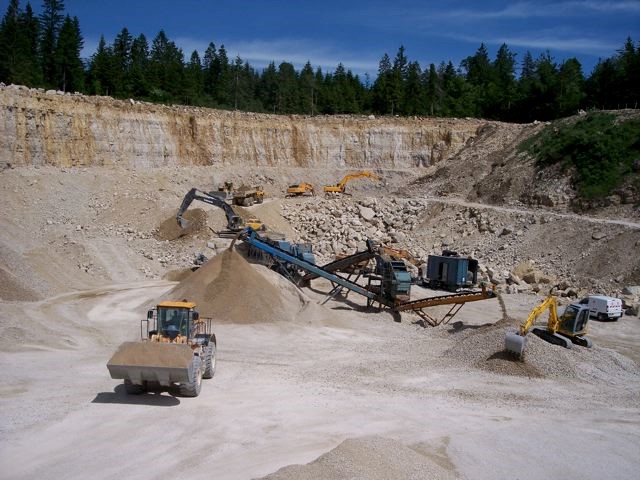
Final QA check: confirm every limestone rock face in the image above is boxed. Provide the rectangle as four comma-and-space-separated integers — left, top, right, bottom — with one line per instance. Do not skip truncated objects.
0, 86, 482, 169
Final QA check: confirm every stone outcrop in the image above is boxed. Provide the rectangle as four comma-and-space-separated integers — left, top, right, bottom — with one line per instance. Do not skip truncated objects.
0, 84, 483, 169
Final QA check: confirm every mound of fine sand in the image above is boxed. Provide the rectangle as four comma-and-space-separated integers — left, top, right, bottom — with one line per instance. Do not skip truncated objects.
0, 264, 40, 301
260, 436, 458, 480
164, 248, 290, 323
155, 208, 208, 241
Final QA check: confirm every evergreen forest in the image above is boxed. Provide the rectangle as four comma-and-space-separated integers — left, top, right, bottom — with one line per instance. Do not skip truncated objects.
1, 0, 639, 123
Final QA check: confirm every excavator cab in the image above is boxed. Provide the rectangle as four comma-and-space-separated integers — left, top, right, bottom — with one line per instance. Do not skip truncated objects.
558, 304, 590, 336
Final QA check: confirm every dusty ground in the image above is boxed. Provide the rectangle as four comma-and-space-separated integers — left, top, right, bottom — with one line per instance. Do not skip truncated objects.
0, 276, 638, 479
1, 107, 639, 478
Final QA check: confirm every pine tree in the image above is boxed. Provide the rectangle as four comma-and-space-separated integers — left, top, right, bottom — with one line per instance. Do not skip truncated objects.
202, 42, 216, 98
112, 27, 132, 96
39, 0, 65, 87
557, 58, 584, 116
129, 34, 149, 97
372, 53, 392, 113
490, 43, 516, 118
184, 50, 203, 104
299, 61, 316, 114
213, 44, 231, 106
87, 35, 113, 94
276, 61, 298, 113
424, 63, 439, 116
19, 2, 41, 85
0, 0, 21, 83
403, 61, 422, 115
54, 15, 83, 92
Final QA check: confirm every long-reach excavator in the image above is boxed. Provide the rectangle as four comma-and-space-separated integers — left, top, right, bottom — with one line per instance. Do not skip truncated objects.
176, 188, 265, 235
323, 171, 382, 194
505, 290, 593, 358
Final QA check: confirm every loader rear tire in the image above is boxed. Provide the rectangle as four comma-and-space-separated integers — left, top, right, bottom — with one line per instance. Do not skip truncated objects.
180, 356, 203, 397
124, 379, 145, 395
203, 343, 216, 379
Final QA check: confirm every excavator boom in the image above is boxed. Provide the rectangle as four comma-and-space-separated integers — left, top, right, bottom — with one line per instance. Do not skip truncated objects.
177, 188, 243, 231
323, 171, 382, 193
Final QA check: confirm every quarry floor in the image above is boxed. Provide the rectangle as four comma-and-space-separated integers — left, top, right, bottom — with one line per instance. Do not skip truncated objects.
0, 278, 639, 480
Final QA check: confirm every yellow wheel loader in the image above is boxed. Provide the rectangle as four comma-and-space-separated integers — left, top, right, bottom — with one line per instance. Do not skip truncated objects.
107, 300, 216, 397
505, 291, 593, 359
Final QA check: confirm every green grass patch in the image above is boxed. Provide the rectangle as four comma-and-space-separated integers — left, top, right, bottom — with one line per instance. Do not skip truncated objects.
519, 113, 640, 199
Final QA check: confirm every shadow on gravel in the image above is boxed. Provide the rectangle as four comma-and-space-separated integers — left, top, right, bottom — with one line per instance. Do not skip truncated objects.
446, 321, 495, 333
92, 384, 180, 406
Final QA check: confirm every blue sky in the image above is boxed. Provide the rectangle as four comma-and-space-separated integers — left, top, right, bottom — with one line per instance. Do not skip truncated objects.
6, 0, 640, 78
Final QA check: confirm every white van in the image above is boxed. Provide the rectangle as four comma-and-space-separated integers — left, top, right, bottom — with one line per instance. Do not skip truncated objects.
579, 295, 623, 321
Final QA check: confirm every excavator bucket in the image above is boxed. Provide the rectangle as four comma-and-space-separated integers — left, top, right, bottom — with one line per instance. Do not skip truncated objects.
107, 342, 195, 387
505, 331, 526, 358
177, 216, 190, 229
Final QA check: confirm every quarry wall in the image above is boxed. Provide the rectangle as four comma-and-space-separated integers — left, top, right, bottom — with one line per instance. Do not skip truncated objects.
0, 84, 483, 169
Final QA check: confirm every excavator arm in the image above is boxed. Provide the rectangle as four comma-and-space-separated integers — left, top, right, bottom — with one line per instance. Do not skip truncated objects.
176, 188, 242, 231
518, 295, 559, 336
324, 171, 382, 193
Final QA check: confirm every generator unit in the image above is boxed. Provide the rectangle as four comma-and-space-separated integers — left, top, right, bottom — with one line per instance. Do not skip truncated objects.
422, 250, 478, 291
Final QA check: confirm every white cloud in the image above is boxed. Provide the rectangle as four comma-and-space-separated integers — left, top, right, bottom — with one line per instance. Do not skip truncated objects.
432, 1, 640, 21
448, 32, 619, 56
174, 37, 380, 75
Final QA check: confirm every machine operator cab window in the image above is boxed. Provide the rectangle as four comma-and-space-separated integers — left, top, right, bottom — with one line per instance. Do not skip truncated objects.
159, 307, 189, 340
560, 304, 588, 333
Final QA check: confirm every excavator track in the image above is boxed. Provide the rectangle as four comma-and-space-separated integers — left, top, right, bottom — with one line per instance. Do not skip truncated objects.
531, 327, 573, 349
570, 335, 593, 348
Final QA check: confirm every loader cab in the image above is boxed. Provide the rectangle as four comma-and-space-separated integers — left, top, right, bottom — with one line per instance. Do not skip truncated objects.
155, 301, 198, 341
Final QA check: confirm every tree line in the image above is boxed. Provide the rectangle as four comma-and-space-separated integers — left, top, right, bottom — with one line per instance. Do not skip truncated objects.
1, 0, 639, 123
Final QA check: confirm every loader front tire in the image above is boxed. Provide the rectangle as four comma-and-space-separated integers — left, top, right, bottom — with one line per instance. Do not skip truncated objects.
124, 379, 145, 395
203, 343, 216, 379
180, 356, 203, 397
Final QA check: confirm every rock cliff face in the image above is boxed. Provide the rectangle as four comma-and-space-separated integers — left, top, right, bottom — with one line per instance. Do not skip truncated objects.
0, 85, 483, 169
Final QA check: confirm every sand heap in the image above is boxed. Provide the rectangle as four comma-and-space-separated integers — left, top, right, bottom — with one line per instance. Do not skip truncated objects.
260, 436, 458, 480
164, 248, 291, 323
155, 208, 208, 241
0, 263, 40, 301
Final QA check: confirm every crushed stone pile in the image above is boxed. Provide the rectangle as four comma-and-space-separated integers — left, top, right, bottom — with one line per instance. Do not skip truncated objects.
164, 248, 291, 323
259, 436, 457, 480
443, 316, 639, 384
155, 208, 208, 241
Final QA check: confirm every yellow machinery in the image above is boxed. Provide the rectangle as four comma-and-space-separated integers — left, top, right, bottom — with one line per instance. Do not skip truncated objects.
286, 182, 315, 197
379, 245, 420, 266
505, 293, 592, 358
233, 185, 265, 206
323, 171, 381, 194
177, 188, 266, 236
107, 300, 217, 397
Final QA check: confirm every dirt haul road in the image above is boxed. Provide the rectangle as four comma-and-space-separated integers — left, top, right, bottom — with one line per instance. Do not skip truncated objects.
1, 278, 639, 480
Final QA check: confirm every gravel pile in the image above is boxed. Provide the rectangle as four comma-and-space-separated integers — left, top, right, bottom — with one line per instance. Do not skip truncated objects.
259, 436, 458, 480
443, 317, 640, 384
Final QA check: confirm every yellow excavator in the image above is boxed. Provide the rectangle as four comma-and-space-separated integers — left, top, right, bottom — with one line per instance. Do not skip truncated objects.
323, 171, 381, 194
286, 182, 315, 197
505, 291, 593, 358
107, 300, 216, 397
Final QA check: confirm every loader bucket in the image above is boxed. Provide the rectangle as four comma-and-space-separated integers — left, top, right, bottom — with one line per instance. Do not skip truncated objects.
505, 331, 526, 358
107, 342, 195, 387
